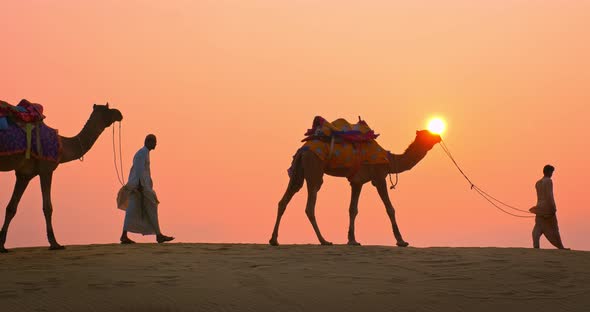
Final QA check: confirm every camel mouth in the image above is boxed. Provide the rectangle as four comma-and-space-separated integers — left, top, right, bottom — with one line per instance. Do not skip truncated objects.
416, 129, 442, 147
111, 109, 123, 122
430, 133, 442, 144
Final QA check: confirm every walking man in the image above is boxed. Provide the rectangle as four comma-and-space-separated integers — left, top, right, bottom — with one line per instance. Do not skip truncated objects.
530, 164, 568, 250
120, 134, 174, 244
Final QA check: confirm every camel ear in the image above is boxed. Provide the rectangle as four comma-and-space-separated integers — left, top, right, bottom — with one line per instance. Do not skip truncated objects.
106, 102, 109, 108
93, 104, 97, 109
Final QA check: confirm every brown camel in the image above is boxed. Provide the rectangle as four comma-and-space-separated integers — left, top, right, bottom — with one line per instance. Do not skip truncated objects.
270, 130, 441, 247
0, 103, 123, 252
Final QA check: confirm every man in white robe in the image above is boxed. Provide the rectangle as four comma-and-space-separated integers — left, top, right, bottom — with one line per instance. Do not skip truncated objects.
120, 134, 174, 244
530, 165, 568, 250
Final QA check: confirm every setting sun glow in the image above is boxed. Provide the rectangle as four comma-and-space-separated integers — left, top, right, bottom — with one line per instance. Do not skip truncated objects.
427, 117, 446, 135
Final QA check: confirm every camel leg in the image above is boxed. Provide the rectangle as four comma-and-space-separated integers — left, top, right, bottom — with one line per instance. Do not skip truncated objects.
0, 174, 32, 253
305, 180, 331, 245
302, 154, 331, 246
39, 171, 64, 250
270, 149, 306, 246
374, 178, 409, 247
269, 181, 303, 246
347, 183, 363, 246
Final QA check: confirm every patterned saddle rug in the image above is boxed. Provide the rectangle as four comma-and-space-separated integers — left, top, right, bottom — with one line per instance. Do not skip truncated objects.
289, 116, 390, 179
0, 99, 45, 123
302, 139, 389, 168
303, 116, 379, 142
0, 121, 61, 162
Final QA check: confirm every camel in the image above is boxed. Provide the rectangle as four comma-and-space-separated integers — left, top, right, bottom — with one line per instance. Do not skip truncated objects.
270, 130, 441, 247
0, 103, 123, 252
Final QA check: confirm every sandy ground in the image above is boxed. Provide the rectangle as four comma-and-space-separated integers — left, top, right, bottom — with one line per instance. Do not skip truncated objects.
0, 243, 588, 312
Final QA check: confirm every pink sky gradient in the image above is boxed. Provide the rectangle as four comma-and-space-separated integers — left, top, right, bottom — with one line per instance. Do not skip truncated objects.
1, 1, 589, 250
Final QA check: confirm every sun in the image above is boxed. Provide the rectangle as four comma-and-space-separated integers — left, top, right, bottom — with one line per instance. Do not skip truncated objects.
427, 117, 446, 135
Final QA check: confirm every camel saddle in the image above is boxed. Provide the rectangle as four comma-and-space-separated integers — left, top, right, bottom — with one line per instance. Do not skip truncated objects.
0, 99, 60, 162
297, 116, 389, 179
302, 116, 379, 143
0, 99, 45, 124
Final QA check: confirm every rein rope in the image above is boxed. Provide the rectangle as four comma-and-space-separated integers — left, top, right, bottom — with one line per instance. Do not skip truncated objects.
388, 152, 399, 190
438, 139, 534, 218
389, 172, 398, 190
112, 122, 125, 186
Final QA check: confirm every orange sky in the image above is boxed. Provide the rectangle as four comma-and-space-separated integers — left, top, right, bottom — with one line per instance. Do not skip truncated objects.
1, 1, 589, 250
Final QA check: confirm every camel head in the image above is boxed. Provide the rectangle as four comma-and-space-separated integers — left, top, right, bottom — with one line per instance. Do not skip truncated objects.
414, 130, 442, 151
91, 103, 123, 128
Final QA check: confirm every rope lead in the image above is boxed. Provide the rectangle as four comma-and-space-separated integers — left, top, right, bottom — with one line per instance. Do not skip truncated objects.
113, 122, 125, 186
439, 138, 534, 218
389, 173, 398, 190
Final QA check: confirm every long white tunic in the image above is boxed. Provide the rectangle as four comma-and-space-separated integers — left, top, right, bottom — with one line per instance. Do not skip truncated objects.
123, 146, 161, 235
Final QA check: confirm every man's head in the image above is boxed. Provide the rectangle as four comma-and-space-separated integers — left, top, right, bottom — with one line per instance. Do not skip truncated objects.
145, 134, 157, 150
543, 164, 555, 178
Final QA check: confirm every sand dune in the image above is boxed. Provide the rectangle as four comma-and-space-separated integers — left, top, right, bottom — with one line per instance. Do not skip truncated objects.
0, 243, 588, 312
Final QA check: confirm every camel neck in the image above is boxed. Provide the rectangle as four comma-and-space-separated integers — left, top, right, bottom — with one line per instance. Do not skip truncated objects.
388, 141, 429, 174
59, 116, 107, 163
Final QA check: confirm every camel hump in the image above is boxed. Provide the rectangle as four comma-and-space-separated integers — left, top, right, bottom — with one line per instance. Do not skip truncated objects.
0, 99, 45, 123
330, 118, 373, 134
303, 116, 379, 142
18, 99, 32, 106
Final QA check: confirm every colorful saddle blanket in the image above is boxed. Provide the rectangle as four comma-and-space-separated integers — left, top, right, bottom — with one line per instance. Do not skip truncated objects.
302, 138, 389, 169
303, 116, 379, 142
0, 122, 61, 162
290, 116, 390, 178
0, 99, 45, 123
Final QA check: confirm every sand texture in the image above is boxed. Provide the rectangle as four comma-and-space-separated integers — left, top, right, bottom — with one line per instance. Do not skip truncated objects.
0, 243, 589, 312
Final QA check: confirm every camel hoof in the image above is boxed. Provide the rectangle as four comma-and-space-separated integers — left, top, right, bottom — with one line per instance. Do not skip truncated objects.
321, 241, 333, 246
396, 241, 409, 247
49, 245, 66, 251
269, 239, 279, 246
347, 241, 362, 246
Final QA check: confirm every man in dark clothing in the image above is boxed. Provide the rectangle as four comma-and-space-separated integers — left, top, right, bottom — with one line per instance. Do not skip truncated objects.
530, 165, 568, 250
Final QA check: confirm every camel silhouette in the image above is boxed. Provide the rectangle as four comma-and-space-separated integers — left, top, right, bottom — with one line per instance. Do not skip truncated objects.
270, 130, 441, 247
0, 103, 123, 252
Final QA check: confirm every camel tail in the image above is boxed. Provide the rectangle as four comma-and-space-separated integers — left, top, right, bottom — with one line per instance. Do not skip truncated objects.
286, 147, 305, 192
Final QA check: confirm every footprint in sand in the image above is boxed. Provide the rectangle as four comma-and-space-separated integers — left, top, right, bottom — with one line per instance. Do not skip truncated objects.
388, 276, 408, 283
489, 258, 509, 263
155, 280, 178, 286
114, 280, 137, 287
88, 283, 110, 290
0, 289, 19, 298
16, 282, 43, 293
527, 288, 556, 295
148, 275, 180, 287
249, 264, 271, 269
45, 277, 63, 287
